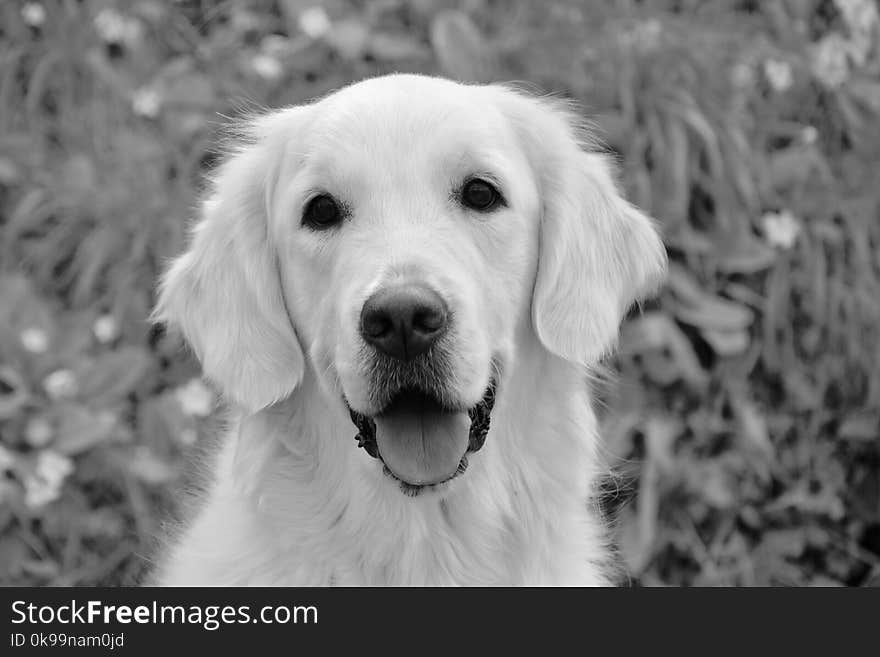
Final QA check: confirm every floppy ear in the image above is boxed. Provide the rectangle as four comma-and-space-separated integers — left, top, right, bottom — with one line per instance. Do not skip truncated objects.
496, 90, 667, 365
154, 110, 306, 412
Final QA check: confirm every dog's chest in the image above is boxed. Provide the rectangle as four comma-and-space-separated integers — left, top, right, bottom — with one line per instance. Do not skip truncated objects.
256, 482, 601, 586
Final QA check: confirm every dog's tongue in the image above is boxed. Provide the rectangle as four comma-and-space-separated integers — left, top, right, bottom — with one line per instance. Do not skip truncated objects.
374, 394, 470, 486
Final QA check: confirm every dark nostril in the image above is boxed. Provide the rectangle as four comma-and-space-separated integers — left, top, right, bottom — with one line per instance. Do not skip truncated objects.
412, 304, 446, 334
361, 309, 393, 339
360, 284, 448, 361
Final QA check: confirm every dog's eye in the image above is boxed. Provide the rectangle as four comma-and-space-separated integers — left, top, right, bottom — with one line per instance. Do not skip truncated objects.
303, 194, 343, 229
461, 178, 502, 212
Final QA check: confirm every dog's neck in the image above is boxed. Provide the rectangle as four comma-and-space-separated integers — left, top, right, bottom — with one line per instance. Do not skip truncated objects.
229, 338, 609, 584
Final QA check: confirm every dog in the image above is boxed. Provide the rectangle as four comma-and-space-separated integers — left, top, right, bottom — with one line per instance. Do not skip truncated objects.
151, 74, 666, 585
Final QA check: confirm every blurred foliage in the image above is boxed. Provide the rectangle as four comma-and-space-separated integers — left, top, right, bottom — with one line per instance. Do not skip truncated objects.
0, 0, 879, 586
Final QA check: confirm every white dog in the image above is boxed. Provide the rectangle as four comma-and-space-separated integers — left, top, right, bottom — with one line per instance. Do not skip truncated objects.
151, 74, 666, 585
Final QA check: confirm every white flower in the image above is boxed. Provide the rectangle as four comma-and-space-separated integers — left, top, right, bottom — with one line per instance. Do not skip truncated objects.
762, 210, 801, 250
20, 327, 49, 353
251, 54, 283, 81
812, 35, 850, 88
94, 8, 143, 47
175, 378, 214, 418
0, 444, 16, 472
36, 450, 73, 482
132, 88, 161, 118
21, 2, 46, 27
801, 125, 818, 145
24, 476, 56, 508
24, 450, 74, 508
43, 369, 77, 400
25, 417, 53, 448
93, 314, 119, 343
298, 6, 331, 39
763, 59, 793, 92
835, 0, 878, 34
831, 0, 878, 68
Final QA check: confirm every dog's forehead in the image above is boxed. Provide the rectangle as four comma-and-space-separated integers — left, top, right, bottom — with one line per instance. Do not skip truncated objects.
307, 75, 511, 157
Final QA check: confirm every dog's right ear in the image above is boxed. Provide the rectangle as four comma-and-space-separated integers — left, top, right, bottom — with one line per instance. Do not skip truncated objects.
154, 108, 308, 412
491, 87, 667, 366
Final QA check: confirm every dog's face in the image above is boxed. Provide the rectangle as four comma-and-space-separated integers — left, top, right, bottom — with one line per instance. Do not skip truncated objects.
272, 79, 539, 489
156, 75, 666, 494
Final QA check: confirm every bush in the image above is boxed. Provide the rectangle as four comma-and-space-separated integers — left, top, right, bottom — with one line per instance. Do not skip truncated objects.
0, 0, 878, 585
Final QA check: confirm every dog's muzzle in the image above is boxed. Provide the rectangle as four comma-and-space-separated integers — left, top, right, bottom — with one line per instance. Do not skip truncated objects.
348, 382, 496, 496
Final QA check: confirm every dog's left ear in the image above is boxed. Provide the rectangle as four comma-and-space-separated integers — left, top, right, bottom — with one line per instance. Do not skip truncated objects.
154, 108, 308, 412
495, 89, 667, 365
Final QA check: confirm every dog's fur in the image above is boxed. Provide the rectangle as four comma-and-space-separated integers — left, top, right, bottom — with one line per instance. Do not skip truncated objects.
151, 74, 666, 585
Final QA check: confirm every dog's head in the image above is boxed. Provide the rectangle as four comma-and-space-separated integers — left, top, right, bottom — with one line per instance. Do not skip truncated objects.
155, 75, 666, 493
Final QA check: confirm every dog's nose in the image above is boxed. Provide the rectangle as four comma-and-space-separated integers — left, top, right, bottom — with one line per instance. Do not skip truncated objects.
360, 284, 448, 361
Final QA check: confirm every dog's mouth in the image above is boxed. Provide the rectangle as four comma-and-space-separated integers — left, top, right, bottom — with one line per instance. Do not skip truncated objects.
348, 382, 496, 496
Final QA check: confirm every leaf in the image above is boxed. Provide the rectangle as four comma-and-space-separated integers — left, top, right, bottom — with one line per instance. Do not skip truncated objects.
430, 10, 495, 82
0, 536, 29, 579
765, 144, 830, 190
686, 462, 738, 510
600, 409, 643, 461
644, 415, 683, 472
0, 156, 20, 185
768, 482, 845, 520
666, 263, 754, 331
730, 392, 773, 456
115, 130, 164, 166
675, 97, 724, 177
670, 296, 754, 332
618, 504, 654, 575
0, 273, 55, 338
49, 311, 96, 368
756, 528, 807, 559
21, 559, 60, 580
619, 416, 682, 574
658, 118, 690, 224
639, 351, 681, 386
278, 0, 318, 36
701, 327, 750, 356
619, 312, 709, 388
76, 346, 153, 406
154, 57, 216, 111
61, 154, 97, 196
0, 366, 29, 421
124, 446, 176, 485
369, 33, 429, 61
82, 508, 125, 539
664, 225, 715, 254
783, 370, 821, 411
714, 237, 778, 274
847, 76, 880, 114
838, 412, 878, 442
51, 404, 119, 456
137, 393, 192, 451
326, 19, 369, 60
